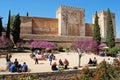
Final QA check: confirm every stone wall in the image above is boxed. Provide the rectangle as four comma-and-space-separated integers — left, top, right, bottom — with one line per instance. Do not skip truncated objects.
20, 17, 58, 35
85, 23, 93, 36
32, 17, 58, 35
20, 34, 92, 47
0, 70, 80, 80
20, 17, 32, 34
21, 34, 120, 48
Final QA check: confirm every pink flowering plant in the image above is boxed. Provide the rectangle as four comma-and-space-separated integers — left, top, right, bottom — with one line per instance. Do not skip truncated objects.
71, 39, 98, 67
30, 40, 56, 50
0, 36, 13, 49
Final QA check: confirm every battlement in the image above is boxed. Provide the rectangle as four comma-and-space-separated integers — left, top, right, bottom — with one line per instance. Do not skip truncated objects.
57, 5, 85, 13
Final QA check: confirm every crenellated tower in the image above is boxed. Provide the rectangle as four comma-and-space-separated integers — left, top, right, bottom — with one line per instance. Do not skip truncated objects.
56, 6, 85, 36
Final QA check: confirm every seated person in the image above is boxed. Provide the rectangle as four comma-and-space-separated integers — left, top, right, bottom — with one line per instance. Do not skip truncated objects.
9, 63, 15, 72
22, 62, 28, 72
6, 60, 12, 70
59, 59, 64, 66
64, 58, 69, 69
64, 58, 69, 66
92, 57, 97, 65
18, 64, 22, 72
88, 58, 93, 65
64, 63, 69, 69
51, 62, 58, 70
14, 59, 19, 71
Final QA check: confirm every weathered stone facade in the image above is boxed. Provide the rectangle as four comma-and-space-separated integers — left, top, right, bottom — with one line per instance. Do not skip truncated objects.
92, 10, 116, 38
56, 6, 85, 36
85, 23, 93, 36
20, 17, 58, 35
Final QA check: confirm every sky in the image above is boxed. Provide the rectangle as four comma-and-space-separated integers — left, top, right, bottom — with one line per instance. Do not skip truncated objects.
0, 0, 120, 38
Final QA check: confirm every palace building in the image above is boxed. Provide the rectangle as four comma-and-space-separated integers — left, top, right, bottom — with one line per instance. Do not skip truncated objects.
20, 6, 117, 47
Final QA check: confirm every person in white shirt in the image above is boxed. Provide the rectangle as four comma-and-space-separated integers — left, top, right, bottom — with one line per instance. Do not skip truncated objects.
107, 58, 112, 65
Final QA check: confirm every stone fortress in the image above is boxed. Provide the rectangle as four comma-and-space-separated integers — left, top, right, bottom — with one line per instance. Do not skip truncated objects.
20, 6, 118, 47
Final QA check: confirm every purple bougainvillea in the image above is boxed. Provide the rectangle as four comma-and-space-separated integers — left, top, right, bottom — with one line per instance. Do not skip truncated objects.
30, 40, 56, 49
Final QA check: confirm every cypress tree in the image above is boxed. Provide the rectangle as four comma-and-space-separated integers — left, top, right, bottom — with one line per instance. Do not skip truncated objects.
11, 14, 21, 44
106, 8, 115, 48
26, 12, 29, 17
6, 10, 11, 39
0, 17, 3, 36
93, 12, 101, 45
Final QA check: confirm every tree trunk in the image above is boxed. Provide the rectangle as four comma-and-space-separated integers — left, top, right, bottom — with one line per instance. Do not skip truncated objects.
78, 54, 81, 67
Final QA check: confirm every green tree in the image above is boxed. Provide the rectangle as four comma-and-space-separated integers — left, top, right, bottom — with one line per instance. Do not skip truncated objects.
6, 10, 11, 39
0, 17, 3, 36
93, 12, 101, 45
26, 12, 29, 17
106, 8, 115, 48
11, 14, 21, 44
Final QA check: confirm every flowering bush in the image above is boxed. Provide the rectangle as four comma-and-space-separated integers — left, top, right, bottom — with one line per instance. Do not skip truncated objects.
71, 39, 98, 67
30, 40, 56, 49
0, 36, 13, 49
71, 39, 98, 53
79, 61, 120, 80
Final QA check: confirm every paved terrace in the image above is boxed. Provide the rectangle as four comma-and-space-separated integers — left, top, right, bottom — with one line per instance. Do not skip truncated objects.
0, 52, 113, 75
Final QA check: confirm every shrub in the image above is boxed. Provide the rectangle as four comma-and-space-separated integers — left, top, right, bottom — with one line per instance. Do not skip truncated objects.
108, 47, 119, 57
0, 36, 13, 49
79, 61, 120, 80
58, 47, 65, 52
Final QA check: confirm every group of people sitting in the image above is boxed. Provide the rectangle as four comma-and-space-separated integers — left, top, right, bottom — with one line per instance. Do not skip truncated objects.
51, 58, 69, 71
30, 50, 55, 64
88, 57, 97, 66
6, 54, 28, 72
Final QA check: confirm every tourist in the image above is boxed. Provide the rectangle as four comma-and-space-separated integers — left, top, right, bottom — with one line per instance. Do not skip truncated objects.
49, 53, 53, 65
104, 50, 108, 56
59, 59, 64, 66
6, 54, 12, 62
51, 62, 61, 72
92, 57, 97, 66
35, 53, 39, 64
107, 58, 112, 65
6, 54, 10, 62
88, 58, 93, 64
64, 58, 69, 69
14, 58, 19, 71
99, 51, 105, 57
22, 62, 28, 72
9, 63, 15, 72
18, 64, 22, 72
51, 62, 58, 70
6, 60, 12, 70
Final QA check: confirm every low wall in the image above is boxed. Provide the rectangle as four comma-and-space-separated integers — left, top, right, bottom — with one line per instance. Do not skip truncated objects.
0, 70, 80, 80
20, 34, 120, 48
